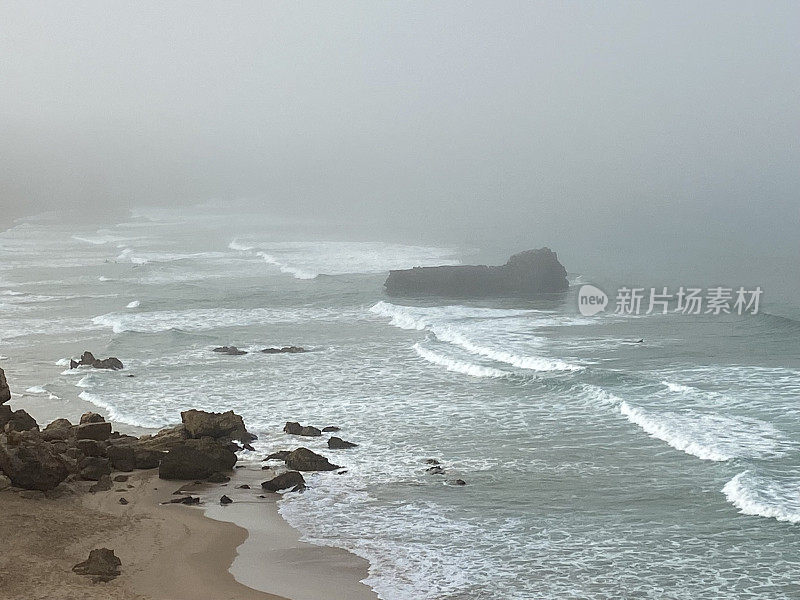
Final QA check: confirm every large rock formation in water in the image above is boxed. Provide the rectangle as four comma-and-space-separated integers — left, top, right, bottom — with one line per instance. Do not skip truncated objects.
384, 248, 569, 297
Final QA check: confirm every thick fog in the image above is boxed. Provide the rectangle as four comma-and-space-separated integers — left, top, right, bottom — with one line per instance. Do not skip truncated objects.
1, 2, 798, 285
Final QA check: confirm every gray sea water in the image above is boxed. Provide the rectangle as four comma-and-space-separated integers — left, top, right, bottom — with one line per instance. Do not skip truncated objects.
2, 205, 799, 599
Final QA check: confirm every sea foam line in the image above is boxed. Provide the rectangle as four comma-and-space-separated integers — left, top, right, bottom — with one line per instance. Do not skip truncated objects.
413, 343, 508, 378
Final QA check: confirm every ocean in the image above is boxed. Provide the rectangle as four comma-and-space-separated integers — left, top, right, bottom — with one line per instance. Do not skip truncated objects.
2, 204, 799, 599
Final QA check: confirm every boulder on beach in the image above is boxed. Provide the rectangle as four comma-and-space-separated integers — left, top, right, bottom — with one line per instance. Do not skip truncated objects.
45, 418, 73, 431
3, 409, 39, 433
327, 436, 358, 449
158, 438, 237, 480
0, 434, 69, 491
72, 548, 121, 582
283, 421, 321, 437
0, 368, 10, 404
284, 447, 340, 472
75, 421, 112, 441
384, 248, 569, 297
79, 456, 112, 481
261, 346, 306, 354
181, 409, 255, 443
80, 412, 106, 424
106, 444, 136, 471
71, 351, 124, 370
261, 470, 305, 492
212, 346, 247, 355
264, 450, 291, 461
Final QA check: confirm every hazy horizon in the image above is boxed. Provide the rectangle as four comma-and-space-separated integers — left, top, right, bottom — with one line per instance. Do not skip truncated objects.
2, 2, 798, 287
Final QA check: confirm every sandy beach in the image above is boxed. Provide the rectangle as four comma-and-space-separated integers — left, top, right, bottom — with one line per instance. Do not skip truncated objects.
0, 465, 377, 600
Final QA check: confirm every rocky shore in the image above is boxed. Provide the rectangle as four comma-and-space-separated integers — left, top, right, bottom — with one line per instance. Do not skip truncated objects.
0, 366, 377, 600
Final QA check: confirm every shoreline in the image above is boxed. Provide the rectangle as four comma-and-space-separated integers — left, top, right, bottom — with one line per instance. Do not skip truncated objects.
2, 380, 379, 600
1, 464, 378, 600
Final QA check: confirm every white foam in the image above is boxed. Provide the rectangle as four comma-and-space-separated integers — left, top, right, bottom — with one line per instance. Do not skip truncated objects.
126, 300, 141, 309
661, 380, 695, 393
370, 302, 582, 372
413, 343, 508, 378
25, 385, 47, 394
228, 239, 254, 251
77, 391, 160, 428
258, 252, 317, 279
723, 471, 800, 524
0, 355, 8, 361
55, 358, 71, 366
72, 234, 128, 245
619, 402, 789, 461
92, 306, 354, 334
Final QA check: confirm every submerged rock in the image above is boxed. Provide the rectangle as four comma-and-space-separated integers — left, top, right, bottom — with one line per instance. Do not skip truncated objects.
283, 421, 322, 437
212, 346, 247, 355
327, 437, 358, 449
321, 426, 340, 432
72, 548, 122, 582
384, 248, 569, 297
284, 448, 340, 472
71, 351, 124, 370
261, 346, 306, 354
261, 470, 306, 492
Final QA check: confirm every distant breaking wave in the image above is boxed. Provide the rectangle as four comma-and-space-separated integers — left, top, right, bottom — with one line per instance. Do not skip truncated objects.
619, 402, 789, 461
257, 252, 317, 280
370, 301, 583, 372
413, 343, 508, 378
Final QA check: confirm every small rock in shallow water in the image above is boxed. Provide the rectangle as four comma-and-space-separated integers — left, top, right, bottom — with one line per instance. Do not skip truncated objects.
119, 497, 128, 505
237, 484, 250, 489
168, 495, 200, 505
206, 472, 230, 483
328, 436, 358, 449
113, 474, 129, 483
283, 421, 322, 437
264, 450, 290, 461
261, 471, 306, 492
261, 346, 305, 354
426, 466, 446, 475
321, 426, 340, 432
212, 346, 247, 355
451, 479, 467, 486
425, 458, 440, 465
220, 494, 233, 505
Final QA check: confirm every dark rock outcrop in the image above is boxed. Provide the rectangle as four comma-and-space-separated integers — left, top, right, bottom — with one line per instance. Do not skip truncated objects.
79, 456, 112, 481
284, 447, 340, 472
3, 409, 39, 433
133, 447, 163, 469
0, 368, 10, 404
72, 548, 121, 582
264, 450, 291, 461
327, 437, 358, 449
181, 409, 255, 443
106, 444, 136, 471
261, 346, 306, 354
80, 412, 106, 424
261, 470, 306, 492
0, 434, 69, 490
283, 422, 321, 437
321, 426, 340, 432
75, 421, 112, 441
384, 248, 569, 297
71, 351, 124, 370
212, 346, 247, 355
158, 438, 237, 480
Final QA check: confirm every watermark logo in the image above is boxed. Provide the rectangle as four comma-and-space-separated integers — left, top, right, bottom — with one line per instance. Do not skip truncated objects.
578, 284, 609, 316
577, 285, 762, 316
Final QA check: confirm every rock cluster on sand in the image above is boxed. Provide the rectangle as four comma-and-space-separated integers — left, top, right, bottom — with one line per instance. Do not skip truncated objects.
384, 247, 569, 296
0, 367, 255, 491
69, 351, 124, 370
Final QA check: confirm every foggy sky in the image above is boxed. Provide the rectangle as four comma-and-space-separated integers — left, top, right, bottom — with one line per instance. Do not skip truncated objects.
1, 1, 798, 277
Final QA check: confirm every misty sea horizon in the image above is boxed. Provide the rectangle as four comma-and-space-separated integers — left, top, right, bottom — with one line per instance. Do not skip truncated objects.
2, 204, 799, 599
